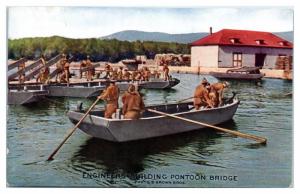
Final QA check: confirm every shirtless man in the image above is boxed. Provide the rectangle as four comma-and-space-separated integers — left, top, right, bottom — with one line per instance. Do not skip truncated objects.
193, 78, 213, 110
122, 84, 145, 119
60, 58, 70, 83
98, 81, 120, 119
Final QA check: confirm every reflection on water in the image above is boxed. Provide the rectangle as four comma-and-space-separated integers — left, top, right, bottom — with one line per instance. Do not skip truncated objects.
71, 128, 223, 175
7, 74, 293, 187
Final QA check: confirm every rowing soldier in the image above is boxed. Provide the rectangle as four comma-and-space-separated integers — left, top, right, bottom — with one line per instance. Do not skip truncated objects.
98, 80, 120, 119
163, 63, 170, 81
193, 78, 213, 109
122, 84, 145, 119
210, 81, 229, 107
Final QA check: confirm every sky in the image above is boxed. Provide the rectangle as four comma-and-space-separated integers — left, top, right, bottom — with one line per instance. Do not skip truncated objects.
7, 7, 293, 39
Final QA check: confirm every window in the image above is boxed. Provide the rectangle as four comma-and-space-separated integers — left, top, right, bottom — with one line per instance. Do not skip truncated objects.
255, 39, 265, 45
279, 41, 288, 46
229, 38, 241, 44
232, 53, 242, 67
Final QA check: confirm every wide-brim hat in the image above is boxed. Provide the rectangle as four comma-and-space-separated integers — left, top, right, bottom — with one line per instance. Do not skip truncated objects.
201, 78, 208, 85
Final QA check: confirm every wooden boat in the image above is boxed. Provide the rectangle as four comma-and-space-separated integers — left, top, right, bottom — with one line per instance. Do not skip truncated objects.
7, 89, 49, 105
8, 83, 105, 98
47, 85, 105, 98
67, 97, 239, 142
210, 67, 264, 80
115, 78, 180, 91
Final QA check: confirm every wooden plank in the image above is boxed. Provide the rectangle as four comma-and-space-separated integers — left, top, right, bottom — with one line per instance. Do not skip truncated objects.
24, 54, 61, 81
8, 59, 42, 81
8, 58, 28, 71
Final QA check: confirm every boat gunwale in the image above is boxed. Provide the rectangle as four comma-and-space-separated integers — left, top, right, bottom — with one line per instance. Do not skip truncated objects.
69, 99, 239, 122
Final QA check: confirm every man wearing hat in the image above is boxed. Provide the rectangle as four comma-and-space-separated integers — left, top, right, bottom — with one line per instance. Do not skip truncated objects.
210, 81, 229, 107
193, 78, 213, 110
122, 84, 145, 119
98, 80, 120, 119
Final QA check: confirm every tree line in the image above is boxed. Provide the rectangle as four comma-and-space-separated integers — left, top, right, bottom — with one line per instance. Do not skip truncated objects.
8, 36, 190, 62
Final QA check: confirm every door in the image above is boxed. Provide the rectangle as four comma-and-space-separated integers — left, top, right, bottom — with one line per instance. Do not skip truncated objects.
255, 53, 266, 67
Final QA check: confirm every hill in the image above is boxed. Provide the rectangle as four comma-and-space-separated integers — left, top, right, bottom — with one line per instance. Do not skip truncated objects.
101, 30, 293, 43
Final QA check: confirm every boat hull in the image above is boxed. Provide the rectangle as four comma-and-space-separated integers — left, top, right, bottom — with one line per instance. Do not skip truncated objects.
67, 100, 239, 142
210, 72, 264, 80
47, 86, 105, 98
7, 90, 49, 105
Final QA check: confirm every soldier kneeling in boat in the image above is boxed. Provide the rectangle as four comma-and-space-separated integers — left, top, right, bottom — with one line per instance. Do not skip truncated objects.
209, 81, 229, 107
98, 80, 120, 119
193, 78, 214, 110
122, 84, 145, 119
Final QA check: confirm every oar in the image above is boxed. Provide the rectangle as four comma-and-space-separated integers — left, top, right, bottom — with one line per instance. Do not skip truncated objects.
47, 97, 101, 161
176, 96, 194, 103
147, 108, 267, 144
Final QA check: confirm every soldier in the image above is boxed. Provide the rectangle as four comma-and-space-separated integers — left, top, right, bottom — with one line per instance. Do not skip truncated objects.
110, 68, 118, 80
163, 63, 170, 81
122, 84, 145, 119
86, 56, 94, 81
193, 78, 213, 110
36, 55, 46, 83
56, 54, 66, 82
79, 60, 87, 79
122, 69, 131, 81
60, 57, 70, 83
18, 61, 26, 84
142, 67, 151, 81
210, 81, 229, 107
103, 63, 112, 79
98, 80, 120, 119
117, 67, 123, 80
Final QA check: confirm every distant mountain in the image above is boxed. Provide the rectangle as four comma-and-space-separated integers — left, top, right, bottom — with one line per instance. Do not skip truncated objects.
274, 31, 293, 42
100, 30, 209, 44
101, 30, 293, 43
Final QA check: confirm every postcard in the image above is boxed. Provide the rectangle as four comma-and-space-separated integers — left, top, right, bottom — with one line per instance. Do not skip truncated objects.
6, 6, 293, 188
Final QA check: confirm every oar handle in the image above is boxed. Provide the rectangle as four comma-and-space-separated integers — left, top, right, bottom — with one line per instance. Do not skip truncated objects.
47, 98, 101, 161
147, 108, 267, 144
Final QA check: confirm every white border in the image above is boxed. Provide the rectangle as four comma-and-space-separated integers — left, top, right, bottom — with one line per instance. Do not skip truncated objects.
1, 0, 298, 194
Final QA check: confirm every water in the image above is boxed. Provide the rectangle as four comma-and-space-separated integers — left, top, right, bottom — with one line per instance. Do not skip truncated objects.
7, 74, 293, 187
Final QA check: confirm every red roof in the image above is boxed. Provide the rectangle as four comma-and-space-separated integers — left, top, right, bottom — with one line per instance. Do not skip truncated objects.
191, 29, 293, 49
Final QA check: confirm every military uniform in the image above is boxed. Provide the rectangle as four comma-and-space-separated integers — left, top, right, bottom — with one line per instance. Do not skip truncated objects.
122, 85, 145, 119
163, 64, 169, 81
99, 83, 120, 119
193, 79, 213, 109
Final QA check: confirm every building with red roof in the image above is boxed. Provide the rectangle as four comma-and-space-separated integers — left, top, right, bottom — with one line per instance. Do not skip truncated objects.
190, 29, 293, 69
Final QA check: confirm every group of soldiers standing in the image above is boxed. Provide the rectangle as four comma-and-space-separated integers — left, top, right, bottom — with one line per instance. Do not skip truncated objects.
98, 81, 145, 120
193, 78, 229, 109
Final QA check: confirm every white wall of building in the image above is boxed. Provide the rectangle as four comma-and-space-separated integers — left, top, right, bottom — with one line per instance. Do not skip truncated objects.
191, 46, 219, 67
218, 46, 293, 69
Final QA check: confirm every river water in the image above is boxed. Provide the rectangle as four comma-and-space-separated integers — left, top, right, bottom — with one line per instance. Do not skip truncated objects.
7, 73, 293, 187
